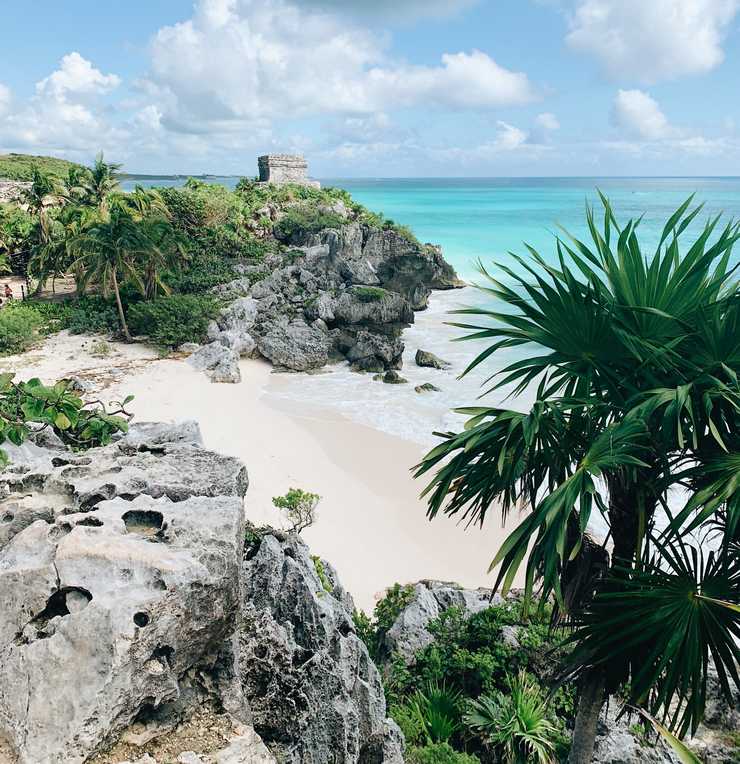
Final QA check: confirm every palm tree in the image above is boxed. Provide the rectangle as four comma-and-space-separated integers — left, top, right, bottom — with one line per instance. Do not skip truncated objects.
22, 168, 58, 216
72, 205, 147, 340
82, 153, 122, 215
415, 195, 740, 763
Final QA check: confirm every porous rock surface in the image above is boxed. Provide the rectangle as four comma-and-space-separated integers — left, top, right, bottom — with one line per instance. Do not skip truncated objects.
240, 529, 404, 763
382, 580, 499, 663
192, 215, 461, 381
0, 422, 250, 764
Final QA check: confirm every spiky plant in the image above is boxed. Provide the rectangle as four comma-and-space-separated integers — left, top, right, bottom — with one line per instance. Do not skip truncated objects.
415, 194, 740, 762
465, 671, 559, 764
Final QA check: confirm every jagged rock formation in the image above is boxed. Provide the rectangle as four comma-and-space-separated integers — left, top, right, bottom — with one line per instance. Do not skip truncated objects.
415, 349, 451, 370
382, 580, 499, 663
188, 212, 461, 379
0, 425, 402, 764
240, 529, 404, 764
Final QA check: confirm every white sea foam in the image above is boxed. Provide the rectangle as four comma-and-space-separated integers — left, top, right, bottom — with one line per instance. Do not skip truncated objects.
266, 287, 535, 448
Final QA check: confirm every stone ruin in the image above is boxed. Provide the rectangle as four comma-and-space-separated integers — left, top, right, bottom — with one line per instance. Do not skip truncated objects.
257, 154, 320, 188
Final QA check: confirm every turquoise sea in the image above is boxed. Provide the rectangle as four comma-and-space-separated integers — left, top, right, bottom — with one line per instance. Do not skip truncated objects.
327, 177, 740, 280
124, 176, 740, 445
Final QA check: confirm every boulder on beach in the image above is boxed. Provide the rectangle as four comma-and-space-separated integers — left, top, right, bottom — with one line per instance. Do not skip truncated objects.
415, 349, 451, 369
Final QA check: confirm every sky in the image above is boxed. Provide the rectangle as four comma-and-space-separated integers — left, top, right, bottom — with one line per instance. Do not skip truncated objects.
1, 0, 740, 177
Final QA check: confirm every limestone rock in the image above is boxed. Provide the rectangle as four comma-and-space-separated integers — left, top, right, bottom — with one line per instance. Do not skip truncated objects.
415, 383, 441, 393
0, 427, 248, 764
330, 288, 414, 327
239, 531, 404, 763
187, 342, 241, 384
209, 277, 251, 300
383, 581, 499, 663
216, 329, 257, 358
373, 371, 408, 384
592, 705, 676, 763
257, 319, 330, 371
415, 349, 451, 369
346, 330, 404, 372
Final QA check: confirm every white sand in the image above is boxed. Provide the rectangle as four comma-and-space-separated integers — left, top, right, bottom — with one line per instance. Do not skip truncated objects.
2, 332, 519, 611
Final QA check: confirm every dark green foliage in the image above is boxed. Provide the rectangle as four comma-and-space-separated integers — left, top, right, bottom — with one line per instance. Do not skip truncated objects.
128, 294, 219, 348
166, 250, 237, 294
464, 672, 564, 763
274, 204, 346, 242
28, 296, 121, 336
272, 487, 320, 534
408, 683, 463, 744
405, 743, 480, 764
415, 195, 740, 752
352, 286, 387, 303
0, 304, 42, 353
380, 600, 572, 760
0, 374, 132, 465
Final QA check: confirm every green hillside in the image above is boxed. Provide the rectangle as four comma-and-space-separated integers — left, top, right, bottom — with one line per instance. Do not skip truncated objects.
0, 153, 84, 181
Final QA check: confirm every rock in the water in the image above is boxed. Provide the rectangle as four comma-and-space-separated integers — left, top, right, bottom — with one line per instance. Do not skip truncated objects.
415, 383, 441, 393
382, 580, 498, 663
239, 531, 404, 763
346, 330, 404, 372
0, 427, 248, 764
415, 349, 451, 369
188, 342, 241, 384
257, 319, 330, 371
373, 370, 408, 384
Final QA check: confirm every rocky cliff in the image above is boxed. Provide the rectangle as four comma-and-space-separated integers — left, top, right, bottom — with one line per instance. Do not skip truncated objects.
188, 204, 462, 381
0, 424, 402, 764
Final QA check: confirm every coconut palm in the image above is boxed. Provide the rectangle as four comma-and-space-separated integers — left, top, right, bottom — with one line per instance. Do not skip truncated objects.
22, 168, 59, 216
72, 205, 148, 340
82, 153, 122, 215
415, 195, 740, 763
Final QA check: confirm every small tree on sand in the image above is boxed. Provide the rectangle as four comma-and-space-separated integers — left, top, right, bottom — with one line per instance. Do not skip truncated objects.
272, 488, 320, 534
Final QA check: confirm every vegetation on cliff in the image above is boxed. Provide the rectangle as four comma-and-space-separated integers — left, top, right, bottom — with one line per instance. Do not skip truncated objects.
416, 196, 740, 762
0, 152, 425, 354
0, 153, 84, 181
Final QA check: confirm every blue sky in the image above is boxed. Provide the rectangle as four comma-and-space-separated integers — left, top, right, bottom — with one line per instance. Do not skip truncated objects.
1, 0, 740, 177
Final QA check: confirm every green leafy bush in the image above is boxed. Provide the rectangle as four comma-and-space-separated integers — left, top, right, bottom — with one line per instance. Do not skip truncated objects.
311, 555, 332, 593
408, 682, 462, 744
355, 582, 415, 662
167, 250, 237, 294
0, 304, 42, 353
352, 286, 387, 303
274, 205, 346, 242
405, 743, 480, 764
128, 294, 219, 348
0, 374, 132, 464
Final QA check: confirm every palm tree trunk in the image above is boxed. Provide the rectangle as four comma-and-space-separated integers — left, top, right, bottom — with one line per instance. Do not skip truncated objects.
568, 668, 606, 763
111, 268, 131, 341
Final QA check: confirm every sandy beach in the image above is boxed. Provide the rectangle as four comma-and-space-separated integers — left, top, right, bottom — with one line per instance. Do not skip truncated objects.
1, 331, 517, 612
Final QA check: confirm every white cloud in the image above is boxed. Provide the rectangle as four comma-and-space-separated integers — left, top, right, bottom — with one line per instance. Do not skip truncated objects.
36, 51, 121, 100
612, 89, 673, 140
535, 112, 560, 131
567, 0, 739, 83
0, 84, 10, 117
145, 0, 536, 133
0, 53, 126, 159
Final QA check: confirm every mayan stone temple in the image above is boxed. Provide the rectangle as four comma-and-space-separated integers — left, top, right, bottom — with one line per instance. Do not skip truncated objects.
257, 153, 320, 188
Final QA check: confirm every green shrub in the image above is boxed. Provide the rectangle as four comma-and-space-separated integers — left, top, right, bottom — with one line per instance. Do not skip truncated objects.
0, 375, 132, 465
128, 294, 219, 349
274, 205, 346, 241
408, 682, 462, 744
464, 671, 562, 764
0, 304, 42, 353
167, 250, 237, 294
355, 582, 416, 663
352, 286, 387, 303
405, 743, 480, 764
311, 555, 332, 593
272, 487, 320, 534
